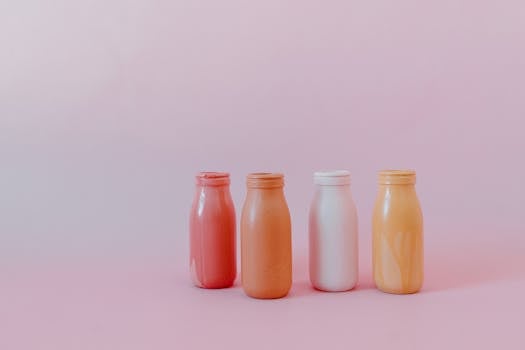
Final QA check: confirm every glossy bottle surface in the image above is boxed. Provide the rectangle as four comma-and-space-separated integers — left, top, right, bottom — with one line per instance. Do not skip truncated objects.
372, 170, 423, 294
241, 173, 292, 299
309, 171, 358, 292
189, 172, 236, 288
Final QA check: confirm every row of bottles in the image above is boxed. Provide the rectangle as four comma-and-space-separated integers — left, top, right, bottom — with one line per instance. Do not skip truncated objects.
189, 170, 424, 298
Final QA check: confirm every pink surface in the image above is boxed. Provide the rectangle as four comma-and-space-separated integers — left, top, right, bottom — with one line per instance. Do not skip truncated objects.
1, 0, 525, 348
2, 239, 525, 350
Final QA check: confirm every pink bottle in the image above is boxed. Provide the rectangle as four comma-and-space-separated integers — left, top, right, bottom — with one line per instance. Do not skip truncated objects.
189, 172, 236, 288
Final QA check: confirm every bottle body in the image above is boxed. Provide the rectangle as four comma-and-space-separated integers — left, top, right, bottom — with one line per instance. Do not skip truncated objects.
372, 170, 423, 294
189, 172, 236, 288
309, 171, 358, 292
241, 173, 292, 299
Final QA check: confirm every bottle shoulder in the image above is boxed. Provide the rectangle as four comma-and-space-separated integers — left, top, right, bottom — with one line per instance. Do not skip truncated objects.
311, 187, 356, 208
241, 190, 290, 224
372, 187, 423, 230
191, 187, 235, 216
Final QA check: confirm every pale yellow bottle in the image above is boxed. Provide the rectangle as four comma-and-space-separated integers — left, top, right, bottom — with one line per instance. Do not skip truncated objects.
372, 170, 423, 294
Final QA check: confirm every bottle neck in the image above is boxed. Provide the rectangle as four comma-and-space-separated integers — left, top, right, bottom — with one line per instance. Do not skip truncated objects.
199, 183, 230, 191
379, 183, 415, 188
246, 184, 285, 202
378, 183, 417, 197
246, 186, 284, 195
316, 184, 351, 191
316, 185, 352, 201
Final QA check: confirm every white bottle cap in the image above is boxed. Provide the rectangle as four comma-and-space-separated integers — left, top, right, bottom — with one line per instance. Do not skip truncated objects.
314, 170, 351, 185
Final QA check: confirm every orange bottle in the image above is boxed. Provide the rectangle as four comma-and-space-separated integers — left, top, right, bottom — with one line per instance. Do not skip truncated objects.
372, 170, 424, 294
241, 173, 292, 299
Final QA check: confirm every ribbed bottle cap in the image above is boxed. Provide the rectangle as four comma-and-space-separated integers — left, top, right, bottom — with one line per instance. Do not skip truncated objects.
246, 172, 284, 188
196, 172, 230, 186
378, 170, 416, 185
314, 170, 351, 185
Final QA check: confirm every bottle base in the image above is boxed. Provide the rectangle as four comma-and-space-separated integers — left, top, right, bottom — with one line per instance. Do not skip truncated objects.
312, 284, 357, 292
194, 283, 235, 289
375, 285, 421, 294
243, 287, 290, 299
245, 293, 289, 300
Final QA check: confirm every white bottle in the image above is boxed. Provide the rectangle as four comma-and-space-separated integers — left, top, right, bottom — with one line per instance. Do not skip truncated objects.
309, 170, 358, 291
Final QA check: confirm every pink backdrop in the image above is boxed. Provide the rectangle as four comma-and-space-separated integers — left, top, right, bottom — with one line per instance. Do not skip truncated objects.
1, 0, 524, 348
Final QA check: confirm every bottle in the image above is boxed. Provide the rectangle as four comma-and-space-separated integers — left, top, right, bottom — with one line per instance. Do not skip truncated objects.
372, 170, 423, 294
189, 172, 236, 288
241, 173, 292, 299
309, 170, 358, 292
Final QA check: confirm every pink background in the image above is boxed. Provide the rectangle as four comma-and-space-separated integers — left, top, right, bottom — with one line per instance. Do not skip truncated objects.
1, 0, 524, 348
